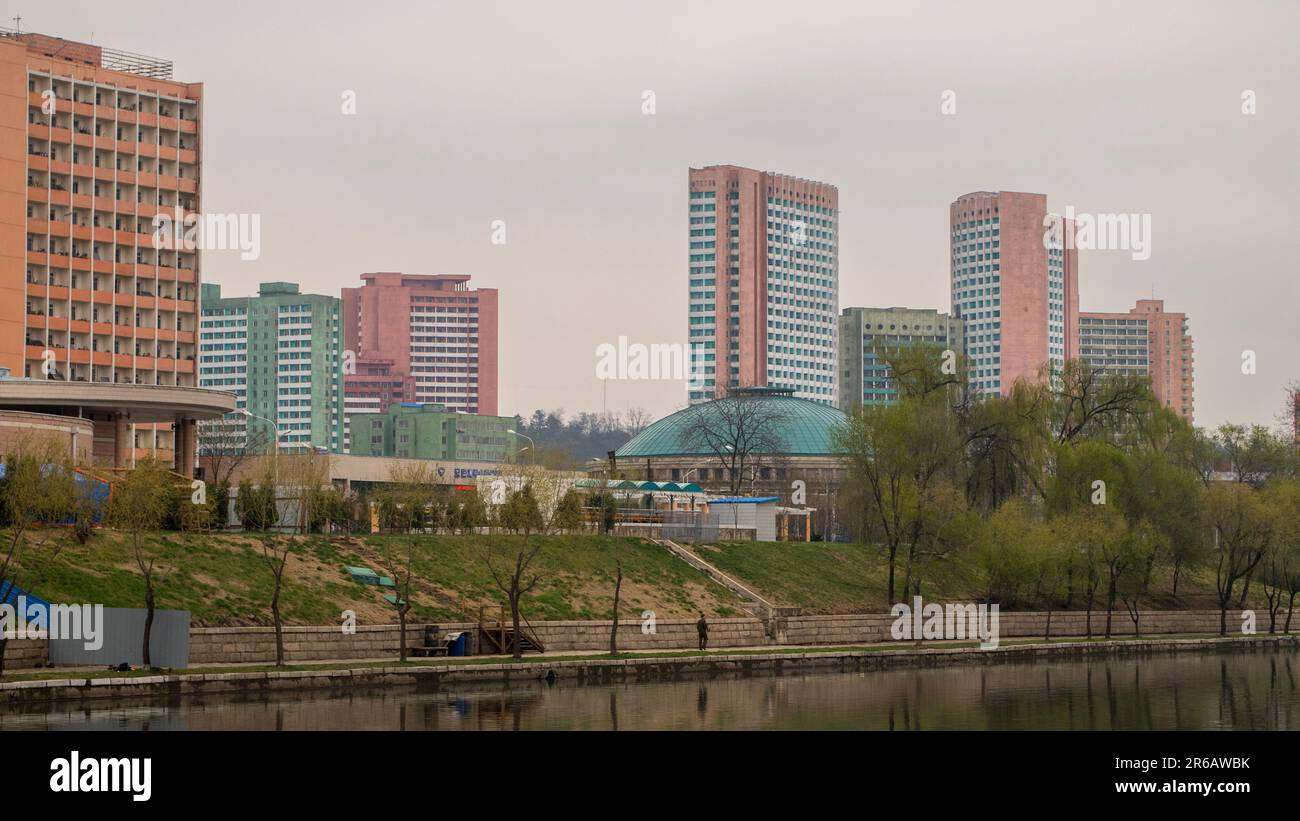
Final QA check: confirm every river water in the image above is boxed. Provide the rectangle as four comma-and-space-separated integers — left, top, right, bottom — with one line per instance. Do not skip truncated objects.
3, 648, 1297, 731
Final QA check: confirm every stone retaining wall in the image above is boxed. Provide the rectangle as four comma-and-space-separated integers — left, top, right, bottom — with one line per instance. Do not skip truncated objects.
184, 618, 768, 666
530, 618, 765, 652
188, 624, 427, 665
2, 638, 48, 669
4, 609, 1261, 670
777, 609, 1242, 645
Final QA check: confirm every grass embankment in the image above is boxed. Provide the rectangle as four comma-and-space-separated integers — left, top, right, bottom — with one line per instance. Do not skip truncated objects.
10, 530, 1274, 629
693, 541, 1274, 614
10, 531, 746, 627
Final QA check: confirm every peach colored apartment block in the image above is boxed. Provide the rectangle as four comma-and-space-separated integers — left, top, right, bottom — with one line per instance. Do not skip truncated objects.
341, 272, 498, 416
950, 191, 1078, 396
1131, 299, 1194, 421
4, 31, 204, 464
1079, 300, 1194, 422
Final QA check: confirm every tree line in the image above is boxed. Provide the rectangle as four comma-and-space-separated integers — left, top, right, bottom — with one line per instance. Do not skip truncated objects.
836, 346, 1300, 637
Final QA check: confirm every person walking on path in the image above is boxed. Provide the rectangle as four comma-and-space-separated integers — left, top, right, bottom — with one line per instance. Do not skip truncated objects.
697, 612, 709, 651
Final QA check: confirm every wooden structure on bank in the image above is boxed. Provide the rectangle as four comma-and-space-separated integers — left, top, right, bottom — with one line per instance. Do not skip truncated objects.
477, 605, 546, 655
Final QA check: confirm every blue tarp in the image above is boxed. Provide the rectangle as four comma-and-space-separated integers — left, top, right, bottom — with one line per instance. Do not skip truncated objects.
0, 580, 50, 630
0, 463, 111, 524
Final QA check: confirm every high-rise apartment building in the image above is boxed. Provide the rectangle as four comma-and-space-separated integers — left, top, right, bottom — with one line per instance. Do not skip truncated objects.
0, 30, 234, 472
341, 273, 498, 431
348, 402, 515, 462
1079, 299, 1194, 421
838, 306, 965, 408
688, 165, 838, 405
199, 282, 344, 452
950, 191, 1079, 396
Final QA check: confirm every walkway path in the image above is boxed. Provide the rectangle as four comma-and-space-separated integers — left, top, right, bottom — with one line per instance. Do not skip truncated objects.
652, 538, 784, 620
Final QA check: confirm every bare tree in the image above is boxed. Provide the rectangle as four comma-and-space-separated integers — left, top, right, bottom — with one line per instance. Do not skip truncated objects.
1048, 359, 1154, 445
280, 452, 331, 534
681, 389, 788, 495
624, 407, 654, 437
112, 460, 174, 668
485, 542, 543, 659
380, 539, 416, 662
609, 558, 622, 657
198, 414, 273, 490
262, 536, 293, 665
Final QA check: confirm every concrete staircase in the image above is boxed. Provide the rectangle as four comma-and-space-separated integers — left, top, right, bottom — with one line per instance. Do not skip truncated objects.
653, 539, 791, 623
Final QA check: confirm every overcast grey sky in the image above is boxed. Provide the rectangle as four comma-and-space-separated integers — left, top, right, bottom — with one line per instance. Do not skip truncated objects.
27, 0, 1300, 428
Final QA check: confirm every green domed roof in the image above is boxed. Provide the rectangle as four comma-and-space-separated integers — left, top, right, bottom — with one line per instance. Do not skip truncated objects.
617, 389, 848, 458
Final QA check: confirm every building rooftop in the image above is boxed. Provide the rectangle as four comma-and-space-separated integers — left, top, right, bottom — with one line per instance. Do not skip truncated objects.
617, 389, 847, 458
0, 28, 173, 79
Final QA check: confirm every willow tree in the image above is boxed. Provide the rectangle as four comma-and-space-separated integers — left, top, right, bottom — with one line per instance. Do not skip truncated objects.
1205, 482, 1272, 636
837, 349, 967, 605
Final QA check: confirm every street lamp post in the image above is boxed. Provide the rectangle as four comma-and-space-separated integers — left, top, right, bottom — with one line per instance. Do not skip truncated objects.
239, 408, 282, 458
506, 429, 536, 466
239, 407, 282, 522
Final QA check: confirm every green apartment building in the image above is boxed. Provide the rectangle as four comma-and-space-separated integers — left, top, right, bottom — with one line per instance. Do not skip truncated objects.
348, 402, 516, 462
839, 306, 966, 408
199, 282, 344, 453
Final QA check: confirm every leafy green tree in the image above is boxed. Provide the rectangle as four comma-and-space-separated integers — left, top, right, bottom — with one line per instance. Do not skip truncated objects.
838, 390, 966, 604
1205, 482, 1272, 636
1052, 506, 1124, 638
0, 440, 76, 678
1259, 481, 1300, 633
550, 488, 584, 532
596, 492, 618, 534
210, 480, 232, 530
959, 380, 1050, 512
1214, 423, 1295, 488
499, 485, 544, 535
454, 489, 488, 534
236, 466, 278, 532
1124, 445, 1205, 598
1036, 528, 1074, 640
1048, 359, 1154, 446
1117, 520, 1164, 636
973, 499, 1044, 606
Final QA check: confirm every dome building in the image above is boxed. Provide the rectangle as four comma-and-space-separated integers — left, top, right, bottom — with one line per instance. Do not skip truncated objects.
592, 387, 850, 538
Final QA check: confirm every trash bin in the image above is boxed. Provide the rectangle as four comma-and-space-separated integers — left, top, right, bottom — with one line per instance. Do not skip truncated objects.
446, 631, 469, 657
